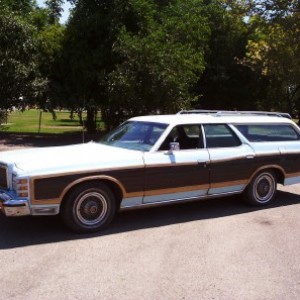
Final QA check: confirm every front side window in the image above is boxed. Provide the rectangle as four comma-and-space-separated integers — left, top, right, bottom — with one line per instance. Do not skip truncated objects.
99, 121, 168, 151
235, 124, 300, 142
203, 124, 241, 148
159, 124, 203, 150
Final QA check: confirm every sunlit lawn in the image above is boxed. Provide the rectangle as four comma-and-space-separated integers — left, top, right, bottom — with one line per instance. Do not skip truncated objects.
2, 110, 85, 134
3, 109, 297, 135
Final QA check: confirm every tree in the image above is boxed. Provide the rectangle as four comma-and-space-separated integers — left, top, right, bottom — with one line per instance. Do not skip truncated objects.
0, 0, 66, 126
33, 23, 65, 116
58, 0, 123, 132
107, 0, 210, 123
45, 0, 64, 24
61, 0, 210, 132
241, 0, 300, 115
0, 0, 36, 16
0, 7, 36, 112
28, 1, 66, 118
197, 1, 266, 111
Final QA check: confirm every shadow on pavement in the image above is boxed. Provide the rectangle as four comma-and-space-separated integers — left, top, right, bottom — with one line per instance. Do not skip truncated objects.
0, 190, 299, 249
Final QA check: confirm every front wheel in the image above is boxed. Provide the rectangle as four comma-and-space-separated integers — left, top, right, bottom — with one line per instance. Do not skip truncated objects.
61, 182, 116, 233
244, 171, 277, 206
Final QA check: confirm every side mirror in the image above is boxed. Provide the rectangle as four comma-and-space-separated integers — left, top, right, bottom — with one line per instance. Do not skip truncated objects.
169, 142, 180, 152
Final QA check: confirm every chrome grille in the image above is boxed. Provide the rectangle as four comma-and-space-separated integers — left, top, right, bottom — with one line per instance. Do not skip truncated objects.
0, 165, 9, 189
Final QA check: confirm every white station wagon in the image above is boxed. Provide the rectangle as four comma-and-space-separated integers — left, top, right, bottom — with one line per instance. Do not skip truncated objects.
1, 110, 300, 232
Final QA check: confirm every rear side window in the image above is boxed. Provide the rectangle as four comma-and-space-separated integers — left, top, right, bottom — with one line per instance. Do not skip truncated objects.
235, 124, 300, 142
203, 124, 241, 148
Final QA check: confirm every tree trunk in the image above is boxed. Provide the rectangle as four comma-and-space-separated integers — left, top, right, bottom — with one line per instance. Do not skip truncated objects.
85, 107, 97, 134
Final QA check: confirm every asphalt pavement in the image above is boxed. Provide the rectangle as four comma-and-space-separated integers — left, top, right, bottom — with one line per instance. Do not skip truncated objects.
1, 186, 300, 299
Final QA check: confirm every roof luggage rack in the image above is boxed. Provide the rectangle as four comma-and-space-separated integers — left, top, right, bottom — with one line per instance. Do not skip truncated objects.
177, 110, 292, 119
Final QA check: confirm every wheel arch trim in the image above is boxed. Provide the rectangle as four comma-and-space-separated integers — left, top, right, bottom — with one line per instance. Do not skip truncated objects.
246, 165, 286, 188
59, 175, 127, 203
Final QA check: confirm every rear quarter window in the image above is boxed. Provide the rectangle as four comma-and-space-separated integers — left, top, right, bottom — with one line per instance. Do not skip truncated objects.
235, 124, 300, 142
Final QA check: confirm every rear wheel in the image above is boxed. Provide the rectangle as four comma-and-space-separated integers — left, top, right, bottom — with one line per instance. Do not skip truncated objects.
61, 182, 116, 233
244, 171, 277, 206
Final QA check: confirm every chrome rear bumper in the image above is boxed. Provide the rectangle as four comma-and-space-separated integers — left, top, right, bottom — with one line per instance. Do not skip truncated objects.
0, 191, 30, 216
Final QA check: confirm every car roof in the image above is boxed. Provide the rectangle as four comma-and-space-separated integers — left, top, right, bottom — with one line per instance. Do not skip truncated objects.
129, 114, 295, 126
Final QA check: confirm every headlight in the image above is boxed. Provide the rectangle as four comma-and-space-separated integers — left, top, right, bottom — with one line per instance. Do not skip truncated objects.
12, 176, 29, 198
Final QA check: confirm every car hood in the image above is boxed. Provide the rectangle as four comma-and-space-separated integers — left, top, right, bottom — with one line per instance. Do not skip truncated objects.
0, 142, 144, 176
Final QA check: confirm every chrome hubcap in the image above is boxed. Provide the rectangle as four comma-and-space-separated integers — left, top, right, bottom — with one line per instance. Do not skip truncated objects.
254, 174, 275, 203
76, 192, 108, 225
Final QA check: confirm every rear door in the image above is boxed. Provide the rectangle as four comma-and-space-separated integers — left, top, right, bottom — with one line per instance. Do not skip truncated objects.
203, 124, 256, 195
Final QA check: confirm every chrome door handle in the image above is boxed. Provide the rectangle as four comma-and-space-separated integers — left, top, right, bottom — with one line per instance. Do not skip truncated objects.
246, 155, 254, 159
198, 160, 209, 167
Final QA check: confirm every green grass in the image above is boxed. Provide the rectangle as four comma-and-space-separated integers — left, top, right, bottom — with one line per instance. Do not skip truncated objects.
2, 110, 85, 134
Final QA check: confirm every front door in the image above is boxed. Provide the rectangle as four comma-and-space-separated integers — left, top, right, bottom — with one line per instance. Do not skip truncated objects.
143, 124, 210, 203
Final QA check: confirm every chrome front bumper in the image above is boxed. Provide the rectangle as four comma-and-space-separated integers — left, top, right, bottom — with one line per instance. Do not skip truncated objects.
0, 191, 30, 216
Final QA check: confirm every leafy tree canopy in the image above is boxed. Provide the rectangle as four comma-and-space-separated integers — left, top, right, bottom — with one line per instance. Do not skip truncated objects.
0, 0, 36, 16
60, 0, 211, 130
45, 0, 64, 24
241, 0, 300, 114
0, 7, 36, 111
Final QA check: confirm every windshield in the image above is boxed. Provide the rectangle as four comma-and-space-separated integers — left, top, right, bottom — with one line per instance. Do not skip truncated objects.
99, 121, 168, 151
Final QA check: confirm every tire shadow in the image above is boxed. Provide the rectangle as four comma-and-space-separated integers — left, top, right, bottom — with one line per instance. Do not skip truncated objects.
0, 190, 299, 249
